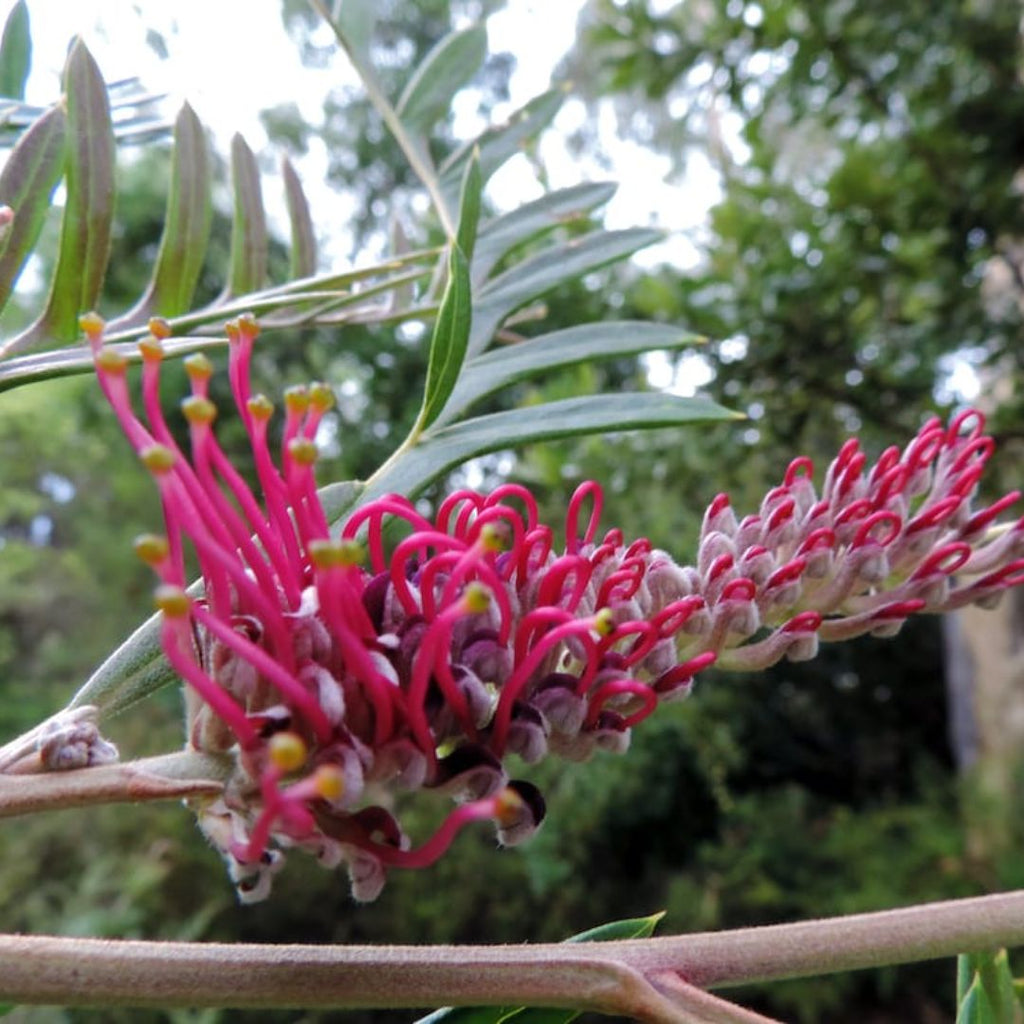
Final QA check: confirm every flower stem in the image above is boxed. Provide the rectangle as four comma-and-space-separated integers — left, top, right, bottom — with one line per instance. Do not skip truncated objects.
0, 891, 1020, 1016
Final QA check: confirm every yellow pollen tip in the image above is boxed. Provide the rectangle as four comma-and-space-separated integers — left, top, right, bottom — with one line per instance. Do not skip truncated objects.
133, 534, 170, 566
140, 444, 176, 473
79, 311, 105, 339
462, 582, 492, 615
94, 347, 127, 374
269, 732, 308, 773
138, 334, 164, 361
182, 395, 217, 425
153, 584, 190, 617
147, 317, 171, 340
309, 382, 335, 412
224, 319, 240, 341
288, 437, 318, 466
312, 764, 345, 801
284, 386, 310, 414
237, 312, 259, 337
248, 394, 273, 420
478, 523, 506, 554
593, 608, 616, 637
493, 787, 526, 827
308, 538, 343, 569
184, 353, 213, 380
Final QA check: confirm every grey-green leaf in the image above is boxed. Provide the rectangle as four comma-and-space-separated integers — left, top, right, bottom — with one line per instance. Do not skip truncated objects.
416, 244, 471, 432
468, 228, 662, 356
0, 103, 65, 315
111, 102, 212, 328
396, 26, 487, 138
355, 392, 737, 511
0, 0, 31, 101
439, 89, 564, 210
473, 182, 617, 283
222, 132, 268, 299
5, 39, 114, 354
437, 321, 704, 427
283, 155, 317, 280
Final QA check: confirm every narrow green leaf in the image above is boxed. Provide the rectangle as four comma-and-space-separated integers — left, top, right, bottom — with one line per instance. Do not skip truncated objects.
68, 609, 176, 719
414, 913, 665, 1024
0, 335, 225, 395
0, 0, 31, 100
330, 0, 377, 62
959, 954, 974, 1005
0, 103, 66, 314
468, 228, 662, 356
222, 133, 268, 298
473, 182, 617, 282
957, 978, 998, 1024
111, 102, 212, 328
4, 39, 114, 355
439, 89, 564, 209
355, 392, 738, 512
416, 244, 471, 431
318, 480, 365, 523
282, 154, 317, 280
396, 27, 488, 138
437, 321, 704, 426
456, 150, 482, 264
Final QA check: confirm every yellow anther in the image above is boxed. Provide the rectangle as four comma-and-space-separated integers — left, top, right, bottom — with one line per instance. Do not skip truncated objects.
308, 538, 343, 569
94, 347, 127, 374
284, 385, 310, 414
287, 437, 318, 466
147, 317, 171, 340
79, 311, 105, 339
237, 312, 259, 337
224, 319, 239, 341
478, 522, 506, 554
593, 608, 616, 637
140, 444, 176, 473
312, 764, 345, 802
338, 539, 364, 567
153, 584, 190, 617
309, 382, 335, 412
184, 353, 213, 381
462, 582, 492, 615
269, 731, 308, 773
493, 786, 526, 827
133, 534, 170, 566
248, 394, 274, 420
138, 334, 164, 362
181, 395, 217, 426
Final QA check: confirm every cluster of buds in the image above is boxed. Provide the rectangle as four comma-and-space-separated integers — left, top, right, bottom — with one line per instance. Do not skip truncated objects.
85, 312, 1024, 902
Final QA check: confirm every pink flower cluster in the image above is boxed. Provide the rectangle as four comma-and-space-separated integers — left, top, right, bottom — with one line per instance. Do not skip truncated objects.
86, 312, 1024, 902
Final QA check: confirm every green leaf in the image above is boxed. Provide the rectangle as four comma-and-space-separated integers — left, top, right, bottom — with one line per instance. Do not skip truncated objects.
68, 609, 176, 719
473, 182, 617, 282
439, 89, 564, 209
330, 0, 377, 63
0, 103, 66, 315
222, 132, 268, 299
0, 335, 225, 395
318, 479, 365, 523
456, 150, 483, 264
4, 39, 114, 354
282, 154, 317, 280
111, 103, 212, 328
468, 228, 663, 356
956, 950, 1022, 1024
416, 244, 472, 432
414, 913, 664, 1024
355, 392, 737, 511
396, 26, 487, 138
0, 0, 31, 100
438, 321, 704, 426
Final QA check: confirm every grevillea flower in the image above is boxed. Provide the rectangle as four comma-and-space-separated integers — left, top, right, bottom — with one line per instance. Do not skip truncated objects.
85, 312, 1024, 903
